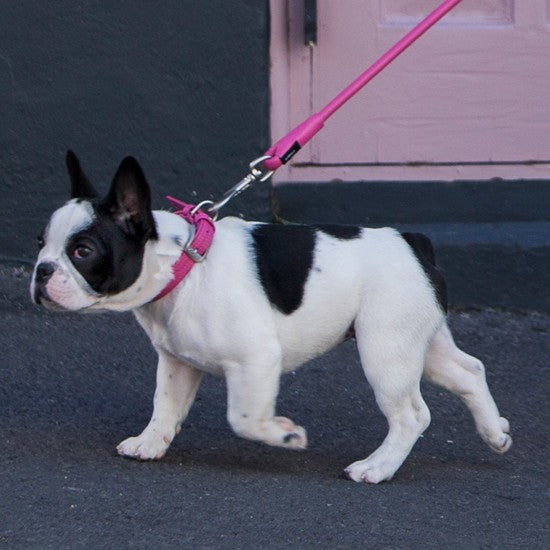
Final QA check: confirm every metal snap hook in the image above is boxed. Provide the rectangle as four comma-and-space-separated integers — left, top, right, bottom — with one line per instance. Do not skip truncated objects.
248, 155, 274, 183
208, 155, 274, 214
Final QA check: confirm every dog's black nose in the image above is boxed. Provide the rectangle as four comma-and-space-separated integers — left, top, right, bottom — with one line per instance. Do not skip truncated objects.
35, 262, 56, 283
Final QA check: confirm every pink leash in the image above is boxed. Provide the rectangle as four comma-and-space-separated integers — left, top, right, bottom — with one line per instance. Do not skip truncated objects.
210, 0, 463, 212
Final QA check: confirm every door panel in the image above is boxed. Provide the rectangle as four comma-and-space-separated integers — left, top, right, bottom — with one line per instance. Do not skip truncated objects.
380, 0, 513, 26
270, 0, 550, 181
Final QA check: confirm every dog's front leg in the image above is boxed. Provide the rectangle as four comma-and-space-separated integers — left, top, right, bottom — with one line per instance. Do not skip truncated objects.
117, 351, 203, 460
225, 354, 307, 450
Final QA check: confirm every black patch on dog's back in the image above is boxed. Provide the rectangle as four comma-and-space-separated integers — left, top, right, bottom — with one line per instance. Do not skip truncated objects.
401, 232, 448, 312
251, 224, 316, 314
315, 224, 362, 240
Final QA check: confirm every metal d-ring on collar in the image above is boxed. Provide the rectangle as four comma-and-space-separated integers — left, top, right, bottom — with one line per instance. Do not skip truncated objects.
208, 155, 274, 214
191, 200, 215, 217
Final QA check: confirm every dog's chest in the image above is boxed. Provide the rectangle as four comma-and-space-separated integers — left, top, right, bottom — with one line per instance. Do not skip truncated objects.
134, 307, 227, 375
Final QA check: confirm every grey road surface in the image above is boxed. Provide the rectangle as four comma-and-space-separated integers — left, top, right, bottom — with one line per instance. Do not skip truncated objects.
1, 268, 548, 549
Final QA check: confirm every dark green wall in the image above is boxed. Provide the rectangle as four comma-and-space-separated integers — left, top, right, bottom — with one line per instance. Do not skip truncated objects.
1, 1, 271, 261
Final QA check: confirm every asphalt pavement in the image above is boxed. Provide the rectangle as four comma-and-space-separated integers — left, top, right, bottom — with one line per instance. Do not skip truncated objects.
1, 266, 549, 549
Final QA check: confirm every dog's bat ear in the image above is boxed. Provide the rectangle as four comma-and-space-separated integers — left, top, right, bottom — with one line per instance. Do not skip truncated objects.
66, 150, 98, 199
102, 156, 158, 241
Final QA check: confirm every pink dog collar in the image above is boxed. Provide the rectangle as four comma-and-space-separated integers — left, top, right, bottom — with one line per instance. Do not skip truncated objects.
152, 196, 216, 302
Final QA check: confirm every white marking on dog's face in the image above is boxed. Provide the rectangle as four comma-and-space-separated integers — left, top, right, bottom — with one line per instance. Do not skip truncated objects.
31, 199, 101, 311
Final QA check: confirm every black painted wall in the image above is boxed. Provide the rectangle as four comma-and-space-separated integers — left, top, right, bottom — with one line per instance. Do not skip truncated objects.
2, 2, 547, 312
1, 1, 271, 261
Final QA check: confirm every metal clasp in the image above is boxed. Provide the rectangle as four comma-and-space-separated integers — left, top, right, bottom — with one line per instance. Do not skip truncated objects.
209, 155, 274, 214
248, 155, 275, 183
183, 224, 207, 263
190, 200, 218, 221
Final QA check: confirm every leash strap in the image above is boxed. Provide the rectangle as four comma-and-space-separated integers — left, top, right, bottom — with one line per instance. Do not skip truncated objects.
152, 197, 216, 302
208, 0, 463, 214
262, 0, 464, 172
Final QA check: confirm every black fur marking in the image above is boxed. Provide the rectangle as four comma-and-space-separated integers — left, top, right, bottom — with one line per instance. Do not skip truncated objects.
344, 323, 355, 340
102, 156, 158, 242
315, 224, 362, 240
66, 205, 146, 295
340, 470, 353, 481
283, 433, 300, 444
401, 232, 448, 312
66, 150, 98, 200
251, 224, 316, 315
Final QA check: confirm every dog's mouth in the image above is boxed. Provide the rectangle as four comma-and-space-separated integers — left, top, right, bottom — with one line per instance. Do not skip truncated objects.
33, 285, 67, 312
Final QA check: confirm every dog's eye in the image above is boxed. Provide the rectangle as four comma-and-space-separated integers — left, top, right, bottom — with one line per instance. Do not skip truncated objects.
71, 244, 93, 260
37, 235, 45, 250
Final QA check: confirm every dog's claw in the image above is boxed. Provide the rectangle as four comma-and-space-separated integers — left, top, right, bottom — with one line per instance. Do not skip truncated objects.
280, 427, 307, 450
483, 416, 512, 454
273, 417, 308, 449
340, 469, 353, 481
490, 433, 512, 454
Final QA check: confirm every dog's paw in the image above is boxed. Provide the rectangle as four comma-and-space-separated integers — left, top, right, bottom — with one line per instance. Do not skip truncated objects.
274, 416, 308, 450
230, 414, 308, 450
486, 416, 512, 454
343, 456, 397, 484
117, 431, 172, 461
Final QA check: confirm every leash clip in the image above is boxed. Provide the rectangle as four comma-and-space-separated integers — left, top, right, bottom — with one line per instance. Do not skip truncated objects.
248, 155, 275, 182
209, 155, 274, 214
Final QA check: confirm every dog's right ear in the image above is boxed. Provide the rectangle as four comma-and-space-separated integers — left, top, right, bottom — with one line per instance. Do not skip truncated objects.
100, 156, 158, 242
66, 150, 98, 200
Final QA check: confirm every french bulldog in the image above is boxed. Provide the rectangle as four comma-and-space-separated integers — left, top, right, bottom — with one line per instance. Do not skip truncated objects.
30, 151, 511, 483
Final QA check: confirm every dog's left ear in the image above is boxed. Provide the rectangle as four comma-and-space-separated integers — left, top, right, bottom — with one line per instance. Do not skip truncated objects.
101, 156, 158, 241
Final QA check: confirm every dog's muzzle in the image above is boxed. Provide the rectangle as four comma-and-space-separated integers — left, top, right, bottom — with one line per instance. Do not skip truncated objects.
32, 261, 56, 305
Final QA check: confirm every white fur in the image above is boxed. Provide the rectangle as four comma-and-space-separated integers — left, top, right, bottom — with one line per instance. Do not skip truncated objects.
33, 204, 511, 483
31, 200, 101, 311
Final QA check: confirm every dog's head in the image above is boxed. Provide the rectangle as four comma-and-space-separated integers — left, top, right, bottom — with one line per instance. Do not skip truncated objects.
31, 151, 159, 312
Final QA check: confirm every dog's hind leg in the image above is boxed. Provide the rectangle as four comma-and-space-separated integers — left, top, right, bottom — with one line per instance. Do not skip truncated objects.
225, 345, 307, 450
117, 351, 203, 460
345, 323, 433, 484
423, 321, 512, 453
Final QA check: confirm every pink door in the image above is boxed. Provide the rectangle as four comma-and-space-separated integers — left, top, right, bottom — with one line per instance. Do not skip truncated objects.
270, 0, 550, 182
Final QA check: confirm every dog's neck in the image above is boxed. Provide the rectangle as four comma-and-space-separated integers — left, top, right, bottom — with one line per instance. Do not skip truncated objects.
85, 210, 191, 312
81, 203, 215, 313
150, 200, 216, 303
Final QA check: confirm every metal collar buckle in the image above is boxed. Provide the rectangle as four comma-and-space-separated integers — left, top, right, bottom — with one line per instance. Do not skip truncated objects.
183, 224, 207, 263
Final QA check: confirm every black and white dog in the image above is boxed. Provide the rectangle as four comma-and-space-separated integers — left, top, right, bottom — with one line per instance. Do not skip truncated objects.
30, 152, 511, 483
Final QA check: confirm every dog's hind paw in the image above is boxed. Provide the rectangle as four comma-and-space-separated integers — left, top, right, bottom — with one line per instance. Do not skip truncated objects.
481, 416, 512, 454
490, 433, 512, 454
488, 417, 512, 454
